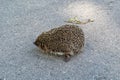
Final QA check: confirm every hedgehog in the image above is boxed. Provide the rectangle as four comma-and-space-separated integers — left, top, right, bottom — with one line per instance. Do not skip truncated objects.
34, 24, 85, 62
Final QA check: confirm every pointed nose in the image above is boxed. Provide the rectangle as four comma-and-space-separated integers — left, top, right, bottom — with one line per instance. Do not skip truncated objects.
33, 42, 36, 45
33, 41, 39, 46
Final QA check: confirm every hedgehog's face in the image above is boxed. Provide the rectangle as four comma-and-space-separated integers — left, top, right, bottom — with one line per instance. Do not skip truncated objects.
34, 39, 40, 46
34, 34, 47, 51
34, 40, 46, 50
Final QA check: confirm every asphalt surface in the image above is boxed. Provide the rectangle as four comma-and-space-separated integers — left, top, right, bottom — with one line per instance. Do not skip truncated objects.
0, 0, 120, 80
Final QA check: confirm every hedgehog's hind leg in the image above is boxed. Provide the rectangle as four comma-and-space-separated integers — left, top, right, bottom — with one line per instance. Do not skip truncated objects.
64, 54, 71, 62
63, 51, 73, 62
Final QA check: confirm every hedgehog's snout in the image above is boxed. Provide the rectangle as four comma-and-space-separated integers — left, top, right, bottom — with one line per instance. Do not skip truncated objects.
33, 41, 36, 45
33, 41, 39, 46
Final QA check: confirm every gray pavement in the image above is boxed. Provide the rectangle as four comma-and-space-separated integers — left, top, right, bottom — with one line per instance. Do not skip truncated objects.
0, 0, 120, 80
